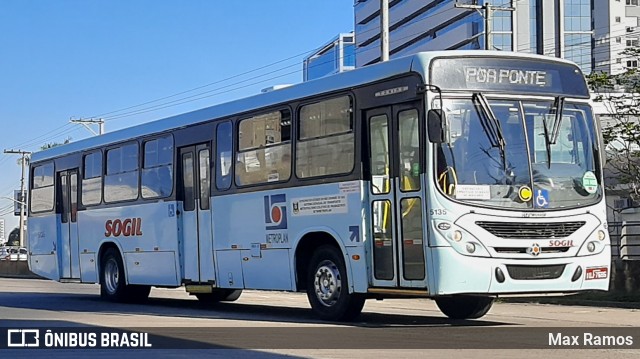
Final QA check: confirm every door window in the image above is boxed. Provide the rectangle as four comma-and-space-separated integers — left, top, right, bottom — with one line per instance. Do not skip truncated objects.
199, 149, 210, 210
182, 152, 195, 211
369, 114, 390, 195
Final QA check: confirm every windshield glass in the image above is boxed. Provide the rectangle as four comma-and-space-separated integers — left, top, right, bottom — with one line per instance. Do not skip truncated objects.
435, 97, 601, 210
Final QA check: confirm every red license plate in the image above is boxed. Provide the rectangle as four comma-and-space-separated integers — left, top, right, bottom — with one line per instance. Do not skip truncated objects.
585, 267, 608, 280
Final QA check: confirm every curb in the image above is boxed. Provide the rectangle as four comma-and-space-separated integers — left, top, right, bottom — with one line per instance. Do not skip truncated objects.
0, 261, 43, 279
502, 298, 640, 310
0, 274, 43, 279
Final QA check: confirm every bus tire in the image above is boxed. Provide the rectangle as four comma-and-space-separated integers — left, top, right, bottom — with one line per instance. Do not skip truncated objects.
100, 248, 150, 303
221, 289, 242, 302
306, 245, 365, 321
435, 295, 494, 319
195, 289, 242, 303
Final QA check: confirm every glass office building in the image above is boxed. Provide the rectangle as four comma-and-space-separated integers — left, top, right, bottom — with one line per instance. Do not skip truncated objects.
354, 0, 596, 73
593, 0, 640, 75
303, 33, 356, 81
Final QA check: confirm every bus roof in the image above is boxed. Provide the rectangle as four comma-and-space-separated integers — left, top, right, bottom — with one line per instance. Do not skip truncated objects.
31, 50, 584, 163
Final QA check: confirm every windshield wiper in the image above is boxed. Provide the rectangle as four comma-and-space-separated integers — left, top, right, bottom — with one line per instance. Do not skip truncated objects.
473, 93, 507, 172
550, 97, 565, 144
542, 116, 553, 168
473, 93, 506, 151
542, 97, 565, 168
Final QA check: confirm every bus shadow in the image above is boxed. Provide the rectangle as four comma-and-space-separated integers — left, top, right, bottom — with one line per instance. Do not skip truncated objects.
0, 291, 513, 328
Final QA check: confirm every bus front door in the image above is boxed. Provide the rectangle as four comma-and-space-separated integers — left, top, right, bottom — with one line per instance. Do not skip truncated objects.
367, 104, 427, 289
178, 144, 216, 284
57, 169, 80, 279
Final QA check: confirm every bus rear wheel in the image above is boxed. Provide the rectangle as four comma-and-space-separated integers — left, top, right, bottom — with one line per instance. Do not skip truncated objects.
435, 295, 494, 319
306, 245, 365, 321
100, 248, 150, 303
195, 289, 242, 303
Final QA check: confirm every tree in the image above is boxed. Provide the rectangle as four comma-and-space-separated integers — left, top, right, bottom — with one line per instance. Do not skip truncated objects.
588, 48, 640, 200
16, 137, 72, 166
7, 228, 19, 247
41, 137, 72, 150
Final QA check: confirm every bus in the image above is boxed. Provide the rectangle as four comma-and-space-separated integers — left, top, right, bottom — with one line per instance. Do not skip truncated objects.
27, 51, 610, 321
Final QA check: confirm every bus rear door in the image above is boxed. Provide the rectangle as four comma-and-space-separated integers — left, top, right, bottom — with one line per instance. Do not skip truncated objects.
57, 169, 80, 279
367, 103, 427, 289
178, 144, 216, 284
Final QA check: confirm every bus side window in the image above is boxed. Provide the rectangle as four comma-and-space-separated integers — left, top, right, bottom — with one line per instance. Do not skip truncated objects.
236, 110, 291, 186
105, 143, 139, 203
142, 135, 173, 199
296, 96, 354, 178
82, 151, 102, 206
216, 121, 233, 190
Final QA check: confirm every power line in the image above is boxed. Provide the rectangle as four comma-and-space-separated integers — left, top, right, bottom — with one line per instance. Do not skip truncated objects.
4, 123, 75, 153
9, 5, 640, 154
89, 48, 325, 119
99, 8, 468, 122
92, 6, 463, 122
1, 5, 464, 151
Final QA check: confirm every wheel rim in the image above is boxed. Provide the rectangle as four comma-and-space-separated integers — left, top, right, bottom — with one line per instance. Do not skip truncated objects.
314, 260, 341, 307
104, 258, 119, 294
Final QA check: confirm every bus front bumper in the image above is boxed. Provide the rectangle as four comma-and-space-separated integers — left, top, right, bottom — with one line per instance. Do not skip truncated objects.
429, 246, 611, 296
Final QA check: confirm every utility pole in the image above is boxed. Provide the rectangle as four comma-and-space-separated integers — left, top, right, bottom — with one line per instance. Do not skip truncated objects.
3, 149, 31, 247
70, 118, 105, 135
380, 0, 390, 62
454, 0, 515, 50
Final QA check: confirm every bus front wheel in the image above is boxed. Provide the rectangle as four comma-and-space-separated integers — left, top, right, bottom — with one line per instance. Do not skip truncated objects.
435, 295, 494, 319
100, 248, 150, 302
306, 245, 365, 321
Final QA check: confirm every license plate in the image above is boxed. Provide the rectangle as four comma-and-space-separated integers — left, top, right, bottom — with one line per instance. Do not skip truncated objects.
585, 267, 608, 280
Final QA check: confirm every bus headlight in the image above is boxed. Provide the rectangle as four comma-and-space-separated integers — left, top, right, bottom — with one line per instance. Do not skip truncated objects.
577, 228, 608, 256
433, 221, 491, 257
466, 243, 476, 253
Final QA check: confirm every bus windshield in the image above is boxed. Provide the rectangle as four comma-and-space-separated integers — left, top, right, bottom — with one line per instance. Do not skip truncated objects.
436, 96, 602, 210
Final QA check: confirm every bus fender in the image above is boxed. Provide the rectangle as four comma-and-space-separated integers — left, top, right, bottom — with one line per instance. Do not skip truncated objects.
96, 240, 130, 285
292, 226, 362, 294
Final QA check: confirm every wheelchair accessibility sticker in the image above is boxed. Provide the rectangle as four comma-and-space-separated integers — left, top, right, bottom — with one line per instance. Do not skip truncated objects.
535, 189, 549, 208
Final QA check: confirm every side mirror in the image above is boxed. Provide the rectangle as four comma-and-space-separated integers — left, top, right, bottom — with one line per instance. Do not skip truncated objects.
594, 116, 607, 168
427, 109, 447, 143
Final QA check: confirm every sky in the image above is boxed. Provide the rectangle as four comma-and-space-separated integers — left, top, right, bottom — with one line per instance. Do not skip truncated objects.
0, 1, 355, 235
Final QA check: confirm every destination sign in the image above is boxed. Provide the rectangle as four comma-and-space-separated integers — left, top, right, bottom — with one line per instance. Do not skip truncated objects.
430, 57, 589, 98
464, 67, 548, 87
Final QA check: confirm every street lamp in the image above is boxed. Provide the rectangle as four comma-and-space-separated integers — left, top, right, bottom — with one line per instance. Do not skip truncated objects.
1, 196, 26, 247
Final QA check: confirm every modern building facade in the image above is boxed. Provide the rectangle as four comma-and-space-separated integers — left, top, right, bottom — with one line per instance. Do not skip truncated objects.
354, 0, 595, 74
594, 0, 640, 74
303, 32, 356, 81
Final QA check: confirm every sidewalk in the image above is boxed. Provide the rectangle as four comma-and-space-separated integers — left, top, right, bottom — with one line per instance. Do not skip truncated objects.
502, 292, 640, 309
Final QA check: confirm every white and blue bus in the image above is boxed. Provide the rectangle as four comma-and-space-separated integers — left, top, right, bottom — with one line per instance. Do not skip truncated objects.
27, 51, 610, 321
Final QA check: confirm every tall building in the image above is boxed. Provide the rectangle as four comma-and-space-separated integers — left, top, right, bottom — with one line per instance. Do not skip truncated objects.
303, 32, 356, 81
594, 0, 640, 74
354, 0, 594, 74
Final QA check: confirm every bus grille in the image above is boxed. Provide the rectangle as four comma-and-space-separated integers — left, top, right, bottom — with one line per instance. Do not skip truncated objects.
475, 221, 585, 239
505, 264, 566, 280
493, 247, 570, 254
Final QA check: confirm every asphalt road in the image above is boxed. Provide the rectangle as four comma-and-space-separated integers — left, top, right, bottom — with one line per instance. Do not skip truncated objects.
0, 278, 639, 358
